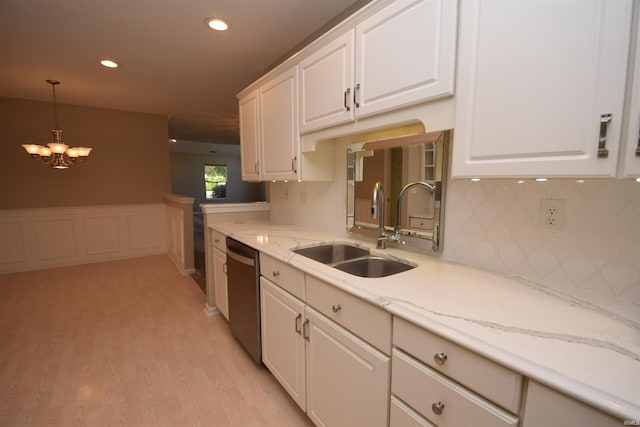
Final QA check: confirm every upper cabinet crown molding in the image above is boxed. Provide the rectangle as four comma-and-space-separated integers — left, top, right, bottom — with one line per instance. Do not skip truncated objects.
451, 0, 633, 178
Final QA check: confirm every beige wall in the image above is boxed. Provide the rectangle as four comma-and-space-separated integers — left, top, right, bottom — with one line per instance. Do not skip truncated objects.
1, 97, 170, 209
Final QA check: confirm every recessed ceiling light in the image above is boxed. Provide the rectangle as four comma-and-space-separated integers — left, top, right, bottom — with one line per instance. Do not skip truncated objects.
99, 59, 119, 68
207, 17, 230, 31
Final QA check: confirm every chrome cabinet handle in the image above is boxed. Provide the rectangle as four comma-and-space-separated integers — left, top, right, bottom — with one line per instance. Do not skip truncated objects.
598, 113, 612, 158
272, 270, 280, 278
353, 83, 360, 108
295, 313, 302, 334
344, 88, 351, 111
636, 114, 640, 157
291, 156, 297, 173
302, 319, 310, 341
432, 401, 445, 415
434, 352, 447, 365
332, 304, 342, 313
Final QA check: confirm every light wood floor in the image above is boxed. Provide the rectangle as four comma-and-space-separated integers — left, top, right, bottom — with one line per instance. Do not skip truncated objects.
0, 255, 313, 427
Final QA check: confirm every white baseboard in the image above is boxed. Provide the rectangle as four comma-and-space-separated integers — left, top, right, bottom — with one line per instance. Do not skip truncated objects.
204, 303, 219, 316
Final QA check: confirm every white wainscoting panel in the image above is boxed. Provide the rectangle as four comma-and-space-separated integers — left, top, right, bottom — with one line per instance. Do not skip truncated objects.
164, 194, 195, 276
84, 216, 121, 255
127, 213, 162, 250
0, 204, 167, 274
35, 219, 77, 260
0, 221, 26, 264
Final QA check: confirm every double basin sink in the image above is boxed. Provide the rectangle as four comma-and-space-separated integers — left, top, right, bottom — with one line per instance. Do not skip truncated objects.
293, 243, 414, 278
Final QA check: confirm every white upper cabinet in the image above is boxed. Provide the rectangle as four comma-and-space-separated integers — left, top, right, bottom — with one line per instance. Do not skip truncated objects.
452, 0, 633, 178
260, 66, 300, 181
239, 66, 300, 182
239, 89, 260, 182
622, 20, 640, 178
299, 0, 458, 134
299, 30, 355, 133
354, 0, 457, 118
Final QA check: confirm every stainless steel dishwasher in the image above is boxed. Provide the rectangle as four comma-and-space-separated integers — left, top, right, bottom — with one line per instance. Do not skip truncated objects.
225, 237, 261, 364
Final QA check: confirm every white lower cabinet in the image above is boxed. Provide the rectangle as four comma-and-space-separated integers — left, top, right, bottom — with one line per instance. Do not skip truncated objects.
391, 317, 521, 427
522, 381, 620, 427
391, 349, 518, 427
260, 277, 306, 409
390, 395, 435, 427
211, 230, 229, 320
305, 306, 390, 427
212, 247, 228, 319
259, 260, 391, 426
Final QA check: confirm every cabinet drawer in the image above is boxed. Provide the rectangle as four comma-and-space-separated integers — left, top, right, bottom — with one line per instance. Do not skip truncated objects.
306, 275, 391, 354
392, 349, 519, 427
409, 216, 434, 231
393, 317, 522, 413
390, 395, 436, 427
211, 230, 227, 252
260, 254, 305, 300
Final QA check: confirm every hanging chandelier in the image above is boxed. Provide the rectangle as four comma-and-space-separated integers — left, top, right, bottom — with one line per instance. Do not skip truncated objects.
21, 80, 92, 169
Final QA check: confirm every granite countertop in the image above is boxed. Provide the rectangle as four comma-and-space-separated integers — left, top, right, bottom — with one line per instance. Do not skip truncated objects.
209, 221, 640, 421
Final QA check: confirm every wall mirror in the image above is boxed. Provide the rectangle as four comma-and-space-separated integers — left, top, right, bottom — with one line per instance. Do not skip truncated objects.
346, 130, 450, 252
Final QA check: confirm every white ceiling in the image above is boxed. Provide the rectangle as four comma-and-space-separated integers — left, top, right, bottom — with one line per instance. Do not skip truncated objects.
0, 0, 369, 144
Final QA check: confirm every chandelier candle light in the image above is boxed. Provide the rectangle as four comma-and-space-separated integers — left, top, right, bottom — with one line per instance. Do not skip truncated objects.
21, 80, 92, 169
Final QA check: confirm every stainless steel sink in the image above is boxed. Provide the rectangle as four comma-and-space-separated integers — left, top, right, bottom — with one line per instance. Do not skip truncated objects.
332, 256, 415, 278
293, 243, 369, 264
293, 243, 414, 278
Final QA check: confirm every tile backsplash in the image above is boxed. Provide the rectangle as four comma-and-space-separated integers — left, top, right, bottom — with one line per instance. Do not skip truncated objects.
269, 150, 640, 304
443, 178, 640, 303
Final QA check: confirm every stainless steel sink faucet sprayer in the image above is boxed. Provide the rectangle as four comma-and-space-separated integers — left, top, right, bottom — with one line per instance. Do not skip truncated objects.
371, 181, 387, 249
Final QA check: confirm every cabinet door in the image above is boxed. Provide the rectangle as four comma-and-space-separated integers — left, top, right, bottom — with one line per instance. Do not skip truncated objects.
260, 65, 300, 181
305, 307, 389, 427
354, 0, 457, 119
522, 381, 620, 427
622, 22, 640, 178
212, 247, 228, 319
239, 89, 261, 181
260, 277, 306, 410
299, 30, 355, 133
452, 0, 632, 178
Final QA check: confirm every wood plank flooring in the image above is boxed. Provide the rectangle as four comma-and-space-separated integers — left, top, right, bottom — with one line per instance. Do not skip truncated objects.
0, 255, 313, 427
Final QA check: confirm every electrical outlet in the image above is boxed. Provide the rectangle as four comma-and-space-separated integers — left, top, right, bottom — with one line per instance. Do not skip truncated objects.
539, 199, 566, 231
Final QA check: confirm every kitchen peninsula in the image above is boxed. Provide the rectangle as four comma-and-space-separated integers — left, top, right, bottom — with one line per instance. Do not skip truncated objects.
207, 220, 640, 426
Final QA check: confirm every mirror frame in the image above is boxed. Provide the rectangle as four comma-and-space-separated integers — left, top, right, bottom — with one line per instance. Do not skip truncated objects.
346, 131, 450, 253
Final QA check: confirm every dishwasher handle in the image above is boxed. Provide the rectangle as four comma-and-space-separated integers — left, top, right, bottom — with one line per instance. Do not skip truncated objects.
227, 246, 256, 267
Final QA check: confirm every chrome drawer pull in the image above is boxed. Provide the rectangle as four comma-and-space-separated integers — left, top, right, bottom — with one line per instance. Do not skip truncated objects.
598, 113, 612, 158
636, 114, 640, 157
344, 88, 351, 111
353, 83, 360, 108
432, 401, 445, 415
272, 270, 280, 278
295, 313, 302, 334
434, 352, 448, 365
302, 320, 310, 341
332, 304, 342, 313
